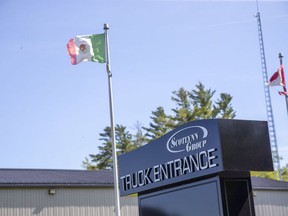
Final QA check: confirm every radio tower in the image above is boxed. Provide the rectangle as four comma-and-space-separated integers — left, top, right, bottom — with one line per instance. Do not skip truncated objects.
255, 7, 282, 179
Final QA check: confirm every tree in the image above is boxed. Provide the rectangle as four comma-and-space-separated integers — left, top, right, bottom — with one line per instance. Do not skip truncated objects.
250, 171, 279, 180
281, 164, 288, 181
213, 93, 236, 119
189, 82, 216, 120
116, 125, 136, 154
171, 87, 194, 124
251, 164, 288, 181
83, 82, 288, 182
82, 125, 136, 170
143, 82, 236, 140
88, 126, 113, 170
83, 82, 236, 170
171, 82, 236, 125
142, 106, 175, 140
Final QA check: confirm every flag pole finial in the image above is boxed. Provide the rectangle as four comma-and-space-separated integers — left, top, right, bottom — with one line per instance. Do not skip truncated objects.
104, 23, 109, 30
279, 52, 284, 65
103, 23, 112, 77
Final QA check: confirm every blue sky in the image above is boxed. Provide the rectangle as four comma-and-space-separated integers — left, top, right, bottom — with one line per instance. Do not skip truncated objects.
0, 0, 288, 170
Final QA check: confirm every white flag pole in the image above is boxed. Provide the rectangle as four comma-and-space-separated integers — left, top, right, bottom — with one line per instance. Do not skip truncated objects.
104, 23, 121, 216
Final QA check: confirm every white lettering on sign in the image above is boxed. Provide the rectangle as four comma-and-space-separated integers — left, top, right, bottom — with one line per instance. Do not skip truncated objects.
166, 126, 208, 153
120, 148, 218, 192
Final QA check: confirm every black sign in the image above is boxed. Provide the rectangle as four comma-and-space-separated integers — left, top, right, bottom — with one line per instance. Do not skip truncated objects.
118, 119, 272, 196
119, 119, 223, 196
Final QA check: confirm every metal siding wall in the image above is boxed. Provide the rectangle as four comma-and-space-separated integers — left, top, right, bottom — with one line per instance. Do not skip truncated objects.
253, 190, 288, 216
0, 188, 139, 216
121, 195, 139, 216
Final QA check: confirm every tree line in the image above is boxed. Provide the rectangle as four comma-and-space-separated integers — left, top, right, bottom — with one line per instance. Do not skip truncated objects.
82, 82, 235, 170
82, 82, 288, 181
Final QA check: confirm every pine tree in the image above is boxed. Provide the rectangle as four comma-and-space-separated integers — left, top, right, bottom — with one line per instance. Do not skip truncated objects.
142, 106, 174, 140
170, 82, 236, 127
83, 82, 236, 170
89, 126, 113, 170
213, 93, 236, 119
83, 125, 135, 170
189, 82, 216, 120
116, 125, 136, 154
171, 87, 193, 124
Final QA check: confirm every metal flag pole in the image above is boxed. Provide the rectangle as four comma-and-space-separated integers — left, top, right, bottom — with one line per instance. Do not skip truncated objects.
278, 52, 288, 116
103, 23, 121, 216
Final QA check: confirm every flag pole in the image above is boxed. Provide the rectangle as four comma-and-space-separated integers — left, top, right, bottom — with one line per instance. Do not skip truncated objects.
278, 52, 288, 116
103, 23, 121, 216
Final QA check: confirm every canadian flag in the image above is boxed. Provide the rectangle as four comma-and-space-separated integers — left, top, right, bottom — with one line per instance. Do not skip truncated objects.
266, 65, 285, 86
266, 65, 287, 95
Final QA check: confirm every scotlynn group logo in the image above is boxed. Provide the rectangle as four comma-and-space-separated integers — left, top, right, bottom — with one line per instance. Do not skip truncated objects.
166, 126, 208, 153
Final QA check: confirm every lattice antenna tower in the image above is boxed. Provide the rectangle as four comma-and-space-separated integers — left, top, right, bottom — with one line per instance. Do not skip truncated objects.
255, 4, 282, 179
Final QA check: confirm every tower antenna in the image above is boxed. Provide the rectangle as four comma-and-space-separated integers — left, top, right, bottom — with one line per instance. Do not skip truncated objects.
255, 4, 282, 179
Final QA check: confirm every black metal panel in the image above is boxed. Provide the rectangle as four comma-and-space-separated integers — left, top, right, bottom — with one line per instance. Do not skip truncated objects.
218, 119, 273, 171
139, 176, 224, 216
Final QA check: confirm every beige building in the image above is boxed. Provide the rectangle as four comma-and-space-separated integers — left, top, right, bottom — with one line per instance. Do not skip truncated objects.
0, 169, 288, 216
0, 169, 138, 216
252, 176, 288, 216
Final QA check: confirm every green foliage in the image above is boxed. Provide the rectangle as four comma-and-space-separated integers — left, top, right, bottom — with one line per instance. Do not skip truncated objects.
214, 93, 236, 119
142, 106, 175, 140
83, 82, 288, 181
281, 164, 288, 181
84, 125, 136, 170
250, 164, 288, 181
171, 87, 194, 123
189, 82, 216, 120
171, 83, 235, 126
81, 157, 97, 170
116, 125, 135, 154
144, 82, 236, 139
83, 82, 236, 170
250, 171, 280, 180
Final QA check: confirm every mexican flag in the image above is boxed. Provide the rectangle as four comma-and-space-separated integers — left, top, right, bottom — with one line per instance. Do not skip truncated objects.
67, 34, 106, 65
